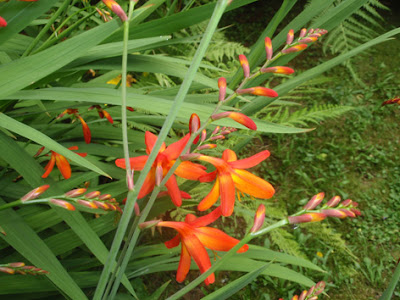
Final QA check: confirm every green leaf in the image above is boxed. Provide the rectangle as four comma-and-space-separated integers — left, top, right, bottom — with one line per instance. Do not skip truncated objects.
202, 262, 272, 300
0, 199, 87, 299
0, 0, 56, 45
379, 262, 400, 300
0, 20, 120, 99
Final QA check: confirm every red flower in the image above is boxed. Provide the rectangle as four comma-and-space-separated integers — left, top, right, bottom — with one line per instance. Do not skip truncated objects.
58, 108, 91, 144
157, 207, 248, 285
197, 149, 275, 216
42, 146, 87, 179
115, 132, 207, 206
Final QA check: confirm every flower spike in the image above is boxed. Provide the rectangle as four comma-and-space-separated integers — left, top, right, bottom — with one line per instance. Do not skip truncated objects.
238, 54, 250, 78
264, 37, 273, 60
237, 87, 278, 98
211, 112, 257, 130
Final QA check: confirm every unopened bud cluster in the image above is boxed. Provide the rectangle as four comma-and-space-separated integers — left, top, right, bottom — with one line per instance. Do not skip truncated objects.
280, 281, 325, 300
288, 193, 360, 224
0, 262, 49, 276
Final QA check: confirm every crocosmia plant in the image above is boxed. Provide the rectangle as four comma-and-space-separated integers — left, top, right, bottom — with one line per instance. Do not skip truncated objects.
1, 0, 398, 299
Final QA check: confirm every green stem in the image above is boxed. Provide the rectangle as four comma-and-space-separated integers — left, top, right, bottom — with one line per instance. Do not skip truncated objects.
0, 200, 22, 211
93, 3, 136, 299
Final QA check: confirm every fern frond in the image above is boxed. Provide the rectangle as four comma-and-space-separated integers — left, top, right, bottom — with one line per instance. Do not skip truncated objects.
270, 104, 354, 127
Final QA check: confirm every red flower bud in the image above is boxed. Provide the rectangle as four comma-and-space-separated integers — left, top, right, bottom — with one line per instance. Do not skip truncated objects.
286, 29, 294, 45
251, 204, 266, 233
281, 44, 308, 54
260, 66, 295, 75
299, 28, 307, 38
326, 195, 341, 207
21, 185, 50, 202
65, 188, 87, 198
212, 111, 257, 130
218, 77, 227, 102
238, 54, 250, 78
303, 192, 324, 210
50, 199, 75, 211
237, 87, 278, 98
0, 17, 7, 27
264, 37, 273, 60
85, 191, 101, 199
288, 213, 326, 224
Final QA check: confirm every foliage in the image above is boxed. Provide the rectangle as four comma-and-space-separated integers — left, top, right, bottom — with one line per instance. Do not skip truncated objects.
0, 0, 399, 299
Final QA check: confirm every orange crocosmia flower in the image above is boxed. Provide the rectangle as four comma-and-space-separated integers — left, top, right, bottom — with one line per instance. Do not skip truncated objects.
42, 146, 87, 180
197, 149, 275, 216
115, 131, 207, 206
157, 207, 248, 285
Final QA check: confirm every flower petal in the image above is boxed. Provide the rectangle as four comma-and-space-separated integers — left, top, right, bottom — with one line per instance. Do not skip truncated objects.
181, 233, 214, 285
42, 154, 56, 178
115, 155, 148, 170
229, 150, 270, 169
219, 172, 236, 216
55, 154, 71, 179
138, 168, 155, 199
187, 207, 222, 228
195, 227, 248, 253
145, 131, 165, 154
198, 179, 220, 211
232, 169, 274, 199
165, 175, 182, 207
165, 234, 181, 249
78, 116, 91, 144
176, 243, 191, 283
174, 161, 207, 180
163, 134, 190, 161
222, 149, 237, 162
199, 170, 217, 183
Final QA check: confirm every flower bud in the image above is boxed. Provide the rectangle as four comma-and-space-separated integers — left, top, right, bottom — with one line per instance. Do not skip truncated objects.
264, 37, 273, 60
189, 113, 201, 144
8, 262, 25, 268
218, 77, 227, 102
0, 16, 7, 27
21, 185, 50, 202
308, 28, 314, 34
65, 188, 87, 198
281, 44, 308, 54
155, 164, 163, 186
260, 66, 295, 75
238, 54, 250, 78
93, 201, 110, 210
288, 213, 326, 224
250, 204, 265, 233
298, 290, 307, 300
303, 192, 324, 210
314, 281, 326, 295
212, 126, 220, 135
286, 29, 294, 45
180, 153, 201, 161
50, 199, 75, 211
0, 267, 14, 274
197, 144, 217, 150
127, 170, 135, 191
299, 28, 307, 38
77, 199, 98, 209
321, 209, 347, 219
85, 191, 101, 199
210, 135, 225, 141
339, 209, 356, 218
237, 87, 278, 98
326, 195, 341, 207
102, 0, 128, 22
298, 37, 318, 43
134, 202, 140, 216
211, 112, 257, 130
341, 199, 352, 207
201, 129, 207, 142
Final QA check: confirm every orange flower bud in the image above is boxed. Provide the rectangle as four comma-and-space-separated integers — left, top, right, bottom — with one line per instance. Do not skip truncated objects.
218, 77, 227, 101
260, 66, 295, 75
238, 54, 250, 78
298, 290, 308, 300
298, 37, 318, 43
102, 0, 128, 22
341, 199, 352, 207
303, 192, 324, 210
134, 202, 140, 216
288, 212, 326, 224
299, 28, 307, 38
282, 44, 308, 54
155, 164, 163, 186
326, 195, 341, 207
264, 37, 273, 60
237, 87, 278, 98
139, 219, 161, 230
98, 194, 112, 200
8, 262, 25, 268
321, 209, 347, 219
286, 29, 294, 45
93, 201, 110, 210
189, 113, 201, 144
251, 204, 265, 233
50, 199, 76, 211
77, 199, 98, 209
210, 135, 225, 141
0, 267, 14, 274
85, 191, 101, 199
197, 144, 217, 150
212, 126, 220, 135
201, 129, 207, 142
65, 188, 87, 198
21, 185, 50, 202
339, 209, 356, 218
212, 111, 257, 130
